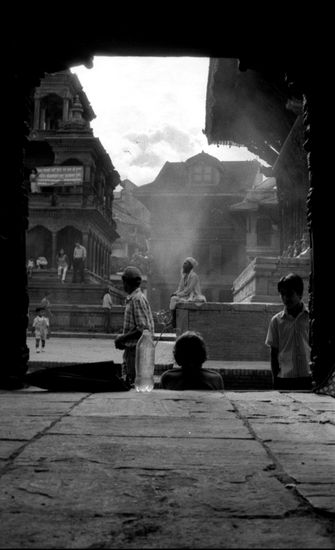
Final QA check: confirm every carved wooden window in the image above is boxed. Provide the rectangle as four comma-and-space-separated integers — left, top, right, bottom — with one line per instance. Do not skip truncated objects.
192, 165, 217, 185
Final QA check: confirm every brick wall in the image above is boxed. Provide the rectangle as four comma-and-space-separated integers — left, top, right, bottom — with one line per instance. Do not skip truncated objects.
176, 302, 283, 361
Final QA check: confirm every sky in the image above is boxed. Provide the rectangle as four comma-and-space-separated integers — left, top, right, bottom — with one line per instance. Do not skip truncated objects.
70, 56, 261, 187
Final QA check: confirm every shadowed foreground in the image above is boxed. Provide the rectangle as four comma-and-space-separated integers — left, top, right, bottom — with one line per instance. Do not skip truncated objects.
0, 388, 334, 548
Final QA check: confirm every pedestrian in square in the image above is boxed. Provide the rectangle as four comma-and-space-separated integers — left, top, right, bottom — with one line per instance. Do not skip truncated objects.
32, 307, 49, 353
114, 266, 154, 387
40, 292, 52, 320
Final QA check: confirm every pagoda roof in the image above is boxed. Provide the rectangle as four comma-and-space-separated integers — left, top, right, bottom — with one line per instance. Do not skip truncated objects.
230, 177, 277, 211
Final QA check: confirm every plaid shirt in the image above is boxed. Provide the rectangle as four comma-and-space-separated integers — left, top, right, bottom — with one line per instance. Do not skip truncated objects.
123, 288, 154, 348
265, 303, 311, 378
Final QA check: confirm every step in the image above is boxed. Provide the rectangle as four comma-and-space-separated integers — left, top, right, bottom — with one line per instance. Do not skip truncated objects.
39, 331, 176, 341
27, 359, 272, 390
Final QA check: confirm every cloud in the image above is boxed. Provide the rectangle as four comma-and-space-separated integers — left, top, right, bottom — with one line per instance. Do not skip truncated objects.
71, 57, 265, 187
122, 124, 202, 176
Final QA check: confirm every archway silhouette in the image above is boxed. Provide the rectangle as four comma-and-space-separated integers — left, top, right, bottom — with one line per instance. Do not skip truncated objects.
3, 25, 333, 389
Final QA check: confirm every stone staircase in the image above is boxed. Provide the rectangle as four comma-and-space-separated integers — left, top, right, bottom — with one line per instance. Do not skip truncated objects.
28, 269, 126, 333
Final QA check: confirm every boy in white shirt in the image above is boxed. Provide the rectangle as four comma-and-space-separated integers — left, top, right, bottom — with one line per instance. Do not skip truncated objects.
265, 272, 312, 390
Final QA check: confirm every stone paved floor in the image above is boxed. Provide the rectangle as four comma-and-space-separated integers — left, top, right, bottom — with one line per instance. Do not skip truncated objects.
0, 388, 334, 548
27, 336, 174, 366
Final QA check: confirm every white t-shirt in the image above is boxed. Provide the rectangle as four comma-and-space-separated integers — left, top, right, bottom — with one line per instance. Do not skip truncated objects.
265, 304, 311, 378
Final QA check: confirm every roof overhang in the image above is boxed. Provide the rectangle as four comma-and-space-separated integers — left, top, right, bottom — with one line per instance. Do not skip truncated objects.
204, 58, 298, 166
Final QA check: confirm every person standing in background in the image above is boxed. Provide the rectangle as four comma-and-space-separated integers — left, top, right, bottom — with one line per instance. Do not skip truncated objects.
32, 307, 49, 353
72, 242, 86, 283
27, 258, 35, 278
102, 288, 113, 333
39, 292, 52, 338
56, 248, 69, 283
114, 266, 155, 387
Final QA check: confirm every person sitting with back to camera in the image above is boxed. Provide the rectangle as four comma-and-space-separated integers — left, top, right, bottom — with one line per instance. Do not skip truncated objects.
160, 330, 224, 390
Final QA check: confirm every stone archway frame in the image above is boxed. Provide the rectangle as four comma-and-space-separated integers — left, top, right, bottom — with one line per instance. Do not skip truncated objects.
4, 29, 332, 388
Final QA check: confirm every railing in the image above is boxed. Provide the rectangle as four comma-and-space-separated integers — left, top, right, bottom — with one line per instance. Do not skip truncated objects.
28, 192, 114, 224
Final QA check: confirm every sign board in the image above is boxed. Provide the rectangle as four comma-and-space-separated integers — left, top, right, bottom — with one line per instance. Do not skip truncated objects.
36, 166, 84, 186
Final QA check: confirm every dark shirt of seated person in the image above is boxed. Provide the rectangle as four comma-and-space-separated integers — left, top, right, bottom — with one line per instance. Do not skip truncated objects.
160, 330, 224, 390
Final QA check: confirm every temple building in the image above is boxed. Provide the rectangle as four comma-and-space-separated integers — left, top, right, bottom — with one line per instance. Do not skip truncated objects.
230, 176, 280, 263
204, 58, 311, 305
205, 58, 310, 260
135, 151, 261, 311
24, 70, 120, 282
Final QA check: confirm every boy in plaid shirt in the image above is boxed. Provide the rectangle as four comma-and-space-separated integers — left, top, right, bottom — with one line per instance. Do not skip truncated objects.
114, 266, 154, 386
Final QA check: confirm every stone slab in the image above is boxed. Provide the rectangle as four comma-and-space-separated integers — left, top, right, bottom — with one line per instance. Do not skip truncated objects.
48, 416, 252, 439
0, 513, 332, 549
12, 434, 269, 473
0, 416, 61, 441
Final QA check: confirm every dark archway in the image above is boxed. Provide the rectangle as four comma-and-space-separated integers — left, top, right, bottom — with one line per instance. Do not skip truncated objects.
2, 21, 332, 389
27, 225, 52, 266
57, 226, 82, 265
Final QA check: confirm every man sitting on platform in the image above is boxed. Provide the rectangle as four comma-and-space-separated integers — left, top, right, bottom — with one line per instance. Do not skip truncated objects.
160, 331, 224, 391
169, 257, 206, 328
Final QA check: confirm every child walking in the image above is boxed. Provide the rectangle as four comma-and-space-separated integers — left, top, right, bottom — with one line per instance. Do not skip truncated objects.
32, 307, 49, 353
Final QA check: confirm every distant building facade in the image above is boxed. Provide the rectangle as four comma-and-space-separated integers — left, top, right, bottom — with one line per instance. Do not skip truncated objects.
135, 152, 261, 311
25, 70, 120, 282
111, 179, 151, 275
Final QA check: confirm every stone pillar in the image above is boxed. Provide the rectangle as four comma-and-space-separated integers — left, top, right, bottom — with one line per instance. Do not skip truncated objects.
51, 231, 57, 268
107, 249, 111, 277
303, 92, 335, 386
82, 232, 89, 277
0, 71, 35, 387
40, 107, 46, 130
63, 97, 70, 122
87, 233, 92, 271
33, 97, 41, 129
98, 242, 102, 276
93, 238, 97, 274
82, 232, 89, 253
103, 247, 108, 279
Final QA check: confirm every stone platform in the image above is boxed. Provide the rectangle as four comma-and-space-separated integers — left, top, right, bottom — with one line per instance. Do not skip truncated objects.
176, 302, 282, 361
232, 256, 311, 303
0, 388, 334, 548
